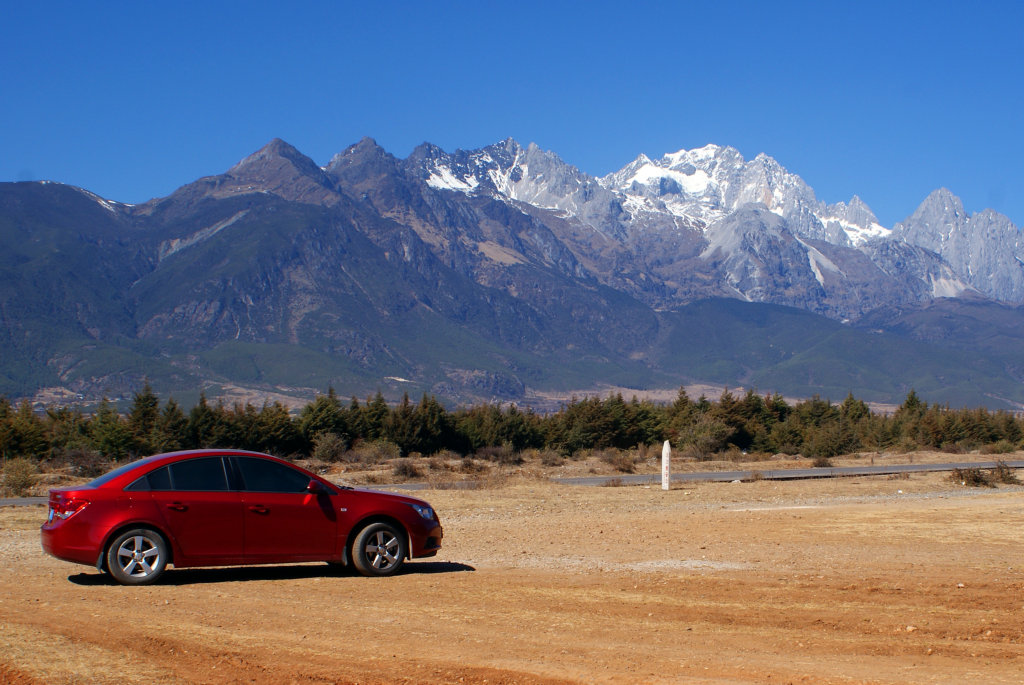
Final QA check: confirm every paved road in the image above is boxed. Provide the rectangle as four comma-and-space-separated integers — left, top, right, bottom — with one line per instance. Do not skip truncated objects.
3, 460, 1022, 504
0, 496, 47, 507
554, 460, 1024, 486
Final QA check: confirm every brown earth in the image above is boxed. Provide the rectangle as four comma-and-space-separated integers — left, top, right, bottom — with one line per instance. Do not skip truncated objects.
2, 465, 1023, 684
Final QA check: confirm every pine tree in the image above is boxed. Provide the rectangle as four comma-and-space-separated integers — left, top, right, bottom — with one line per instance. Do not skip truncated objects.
258, 402, 302, 456
363, 392, 389, 441
299, 388, 347, 446
127, 382, 160, 456
188, 393, 218, 448
89, 399, 131, 460
12, 400, 49, 459
153, 399, 188, 452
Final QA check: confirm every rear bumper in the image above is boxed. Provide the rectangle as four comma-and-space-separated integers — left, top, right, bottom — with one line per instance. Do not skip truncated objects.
41, 520, 102, 567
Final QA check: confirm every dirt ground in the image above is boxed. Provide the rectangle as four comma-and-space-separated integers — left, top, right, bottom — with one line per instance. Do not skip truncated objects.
2, 466, 1023, 684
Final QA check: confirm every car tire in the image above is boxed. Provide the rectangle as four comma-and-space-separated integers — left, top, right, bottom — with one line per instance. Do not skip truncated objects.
351, 522, 406, 577
106, 528, 168, 585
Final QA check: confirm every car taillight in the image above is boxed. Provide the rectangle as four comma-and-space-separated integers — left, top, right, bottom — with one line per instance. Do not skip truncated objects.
51, 498, 90, 520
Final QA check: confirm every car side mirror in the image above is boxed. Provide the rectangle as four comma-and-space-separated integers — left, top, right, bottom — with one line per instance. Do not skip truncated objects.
307, 479, 327, 494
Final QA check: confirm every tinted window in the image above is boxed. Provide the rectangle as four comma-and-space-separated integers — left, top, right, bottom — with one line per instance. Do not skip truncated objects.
125, 477, 148, 491
125, 465, 171, 491
148, 466, 172, 490
236, 457, 311, 493
169, 457, 229, 491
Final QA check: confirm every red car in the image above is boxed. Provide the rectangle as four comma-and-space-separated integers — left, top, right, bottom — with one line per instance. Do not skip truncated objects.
41, 449, 443, 584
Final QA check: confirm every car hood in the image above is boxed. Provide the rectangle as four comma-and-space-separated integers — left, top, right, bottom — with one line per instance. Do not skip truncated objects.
340, 486, 433, 508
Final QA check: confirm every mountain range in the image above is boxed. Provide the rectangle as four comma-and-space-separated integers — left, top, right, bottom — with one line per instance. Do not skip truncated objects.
2, 137, 1023, 409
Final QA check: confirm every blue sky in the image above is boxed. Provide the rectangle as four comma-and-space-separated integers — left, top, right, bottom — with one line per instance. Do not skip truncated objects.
2, 1, 1022, 227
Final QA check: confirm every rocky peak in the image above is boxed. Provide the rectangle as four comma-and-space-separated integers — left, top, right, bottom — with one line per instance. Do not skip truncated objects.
324, 138, 405, 199
216, 138, 337, 205
894, 189, 1024, 302
230, 138, 314, 174
907, 188, 966, 229
325, 137, 394, 174
894, 188, 968, 249
405, 141, 447, 165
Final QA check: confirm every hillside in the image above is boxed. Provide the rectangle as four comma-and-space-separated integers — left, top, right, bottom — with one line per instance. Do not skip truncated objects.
2, 137, 1023, 408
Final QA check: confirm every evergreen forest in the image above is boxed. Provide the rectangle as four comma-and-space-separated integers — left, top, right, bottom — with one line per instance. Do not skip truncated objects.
2, 386, 1022, 471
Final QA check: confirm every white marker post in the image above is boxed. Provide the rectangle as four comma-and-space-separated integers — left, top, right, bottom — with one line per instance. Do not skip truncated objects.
661, 440, 671, 491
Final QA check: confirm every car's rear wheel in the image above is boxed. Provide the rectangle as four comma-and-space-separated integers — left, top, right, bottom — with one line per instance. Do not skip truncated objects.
106, 529, 168, 585
351, 522, 405, 577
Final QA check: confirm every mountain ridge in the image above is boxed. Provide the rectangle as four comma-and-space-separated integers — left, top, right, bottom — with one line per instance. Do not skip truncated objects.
2, 136, 1023, 409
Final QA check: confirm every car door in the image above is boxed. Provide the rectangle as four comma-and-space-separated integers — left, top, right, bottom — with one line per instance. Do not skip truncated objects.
148, 456, 245, 565
234, 456, 338, 561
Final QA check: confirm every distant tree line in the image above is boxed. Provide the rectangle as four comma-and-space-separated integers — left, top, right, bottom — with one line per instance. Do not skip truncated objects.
1, 385, 1022, 468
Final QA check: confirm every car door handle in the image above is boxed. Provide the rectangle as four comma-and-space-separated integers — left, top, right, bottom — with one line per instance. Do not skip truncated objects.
248, 505, 269, 514
166, 502, 188, 512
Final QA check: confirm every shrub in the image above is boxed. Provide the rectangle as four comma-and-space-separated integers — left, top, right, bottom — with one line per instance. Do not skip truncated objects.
811, 456, 833, 468
59, 447, 111, 478
992, 461, 1020, 484
475, 444, 523, 466
539, 449, 564, 467
392, 459, 424, 480
722, 447, 749, 462
519, 448, 563, 467
680, 444, 713, 462
980, 440, 1017, 455
601, 477, 625, 487
894, 437, 918, 454
951, 467, 993, 488
346, 440, 401, 465
458, 457, 487, 474
311, 432, 348, 462
3, 458, 37, 496
430, 449, 461, 462
598, 449, 637, 473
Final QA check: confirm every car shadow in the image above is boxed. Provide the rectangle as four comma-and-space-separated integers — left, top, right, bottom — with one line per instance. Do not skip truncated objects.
67, 560, 475, 586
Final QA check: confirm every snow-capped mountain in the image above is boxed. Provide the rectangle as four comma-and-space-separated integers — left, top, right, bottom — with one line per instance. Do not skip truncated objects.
404, 139, 1002, 319
5, 135, 1023, 408
600, 144, 891, 247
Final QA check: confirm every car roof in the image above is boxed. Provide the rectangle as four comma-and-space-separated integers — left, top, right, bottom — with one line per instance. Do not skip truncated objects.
88, 449, 286, 489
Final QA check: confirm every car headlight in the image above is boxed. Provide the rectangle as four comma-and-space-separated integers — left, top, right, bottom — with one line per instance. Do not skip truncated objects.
408, 503, 436, 521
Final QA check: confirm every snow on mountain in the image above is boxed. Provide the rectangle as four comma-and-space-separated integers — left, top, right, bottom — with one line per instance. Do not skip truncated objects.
319, 135, 1017, 319
599, 144, 891, 247
425, 165, 479, 192
407, 139, 629, 240
818, 196, 890, 246
399, 138, 1016, 317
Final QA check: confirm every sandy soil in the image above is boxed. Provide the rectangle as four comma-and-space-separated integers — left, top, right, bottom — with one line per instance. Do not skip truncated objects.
2, 469, 1023, 684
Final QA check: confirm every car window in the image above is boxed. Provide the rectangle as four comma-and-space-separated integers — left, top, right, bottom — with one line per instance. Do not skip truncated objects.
125, 465, 172, 491
168, 457, 229, 491
236, 457, 311, 493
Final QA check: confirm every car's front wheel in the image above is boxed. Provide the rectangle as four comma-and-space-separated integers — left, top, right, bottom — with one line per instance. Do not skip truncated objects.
106, 529, 168, 585
351, 522, 406, 577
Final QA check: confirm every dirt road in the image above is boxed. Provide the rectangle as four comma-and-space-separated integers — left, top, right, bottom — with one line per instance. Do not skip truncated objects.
2, 472, 1022, 684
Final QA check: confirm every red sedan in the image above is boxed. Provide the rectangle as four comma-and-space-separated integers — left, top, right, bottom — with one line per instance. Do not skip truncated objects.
41, 449, 443, 584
